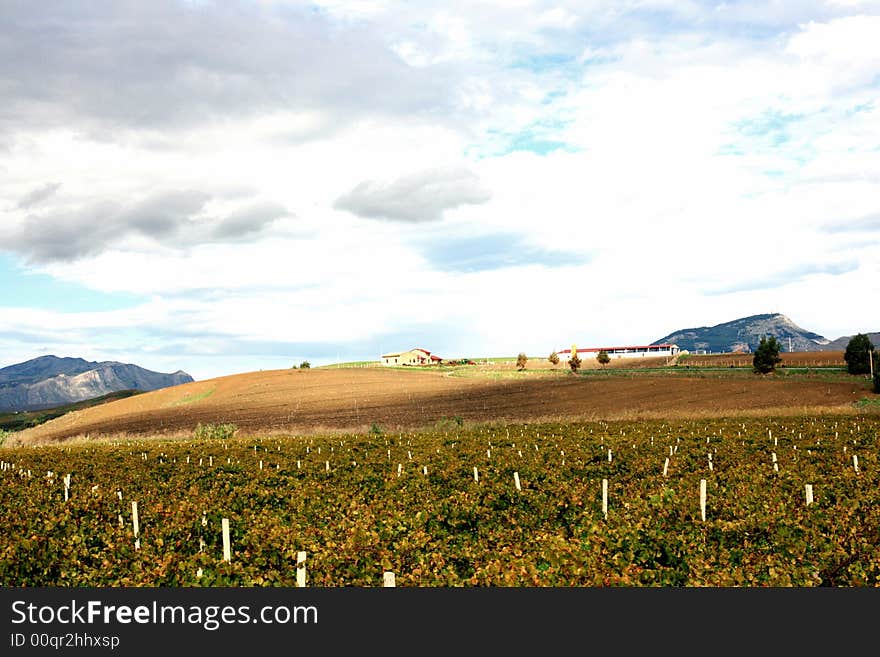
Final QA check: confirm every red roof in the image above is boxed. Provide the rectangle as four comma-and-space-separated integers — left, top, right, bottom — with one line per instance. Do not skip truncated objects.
558, 344, 678, 354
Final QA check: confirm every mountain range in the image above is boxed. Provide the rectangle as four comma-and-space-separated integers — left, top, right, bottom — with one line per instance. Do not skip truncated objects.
653, 313, 879, 354
0, 355, 193, 411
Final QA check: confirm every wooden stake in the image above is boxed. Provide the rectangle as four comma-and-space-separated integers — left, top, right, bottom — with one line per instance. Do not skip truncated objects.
383, 571, 396, 587
297, 551, 307, 587
699, 479, 707, 522
601, 478, 608, 518
132, 501, 140, 550
222, 518, 231, 562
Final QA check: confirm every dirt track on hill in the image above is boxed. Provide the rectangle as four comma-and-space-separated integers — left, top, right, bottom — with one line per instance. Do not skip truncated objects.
11, 367, 872, 445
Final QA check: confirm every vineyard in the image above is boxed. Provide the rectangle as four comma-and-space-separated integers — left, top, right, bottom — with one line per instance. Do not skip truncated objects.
680, 351, 845, 368
1, 416, 878, 586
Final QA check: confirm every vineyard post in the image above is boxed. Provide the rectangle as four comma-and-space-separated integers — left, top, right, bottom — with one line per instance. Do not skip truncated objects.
514, 471, 521, 491
473, 467, 479, 482
772, 452, 778, 473
601, 479, 608, 518
383, 571, 396, 587
853, 454, 859, 474
297, 551, 307, 587
422, 466, 428, 475
608, 449, 612, 463
63, 474, 71, 501
222, 518, 231, 562
805, 484, 814, 506
663, 458, 669, 477
132, 501, 140, 550
699, 479, 707, 522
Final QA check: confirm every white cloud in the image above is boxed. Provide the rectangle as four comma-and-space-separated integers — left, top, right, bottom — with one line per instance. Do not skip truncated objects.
1, 3, 880, 378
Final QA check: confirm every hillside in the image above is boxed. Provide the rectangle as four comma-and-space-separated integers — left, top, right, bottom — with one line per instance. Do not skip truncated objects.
0, 389, 143, 432
653, 313, 833, 353
0, 355, 193, 411
823, 332, 880, 351
8, 367, 871, 445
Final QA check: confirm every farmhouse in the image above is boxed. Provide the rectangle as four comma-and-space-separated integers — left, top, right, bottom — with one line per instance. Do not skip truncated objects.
557, 344, 681, 360
380, 348, 443, 366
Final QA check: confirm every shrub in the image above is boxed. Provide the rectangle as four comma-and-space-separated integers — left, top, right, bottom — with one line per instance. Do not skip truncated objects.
597, 350, 610, 368
299, 361, 311, 369
193, 423, 237, 440
548, 352, 559, 365
0, 429, 10, 447
435, 416, 464, 432
516, 353, 528, 371
569, 353, 582, 373
369, 422, 383, 436
753, 336, 782, 374
844, 334, 874, 375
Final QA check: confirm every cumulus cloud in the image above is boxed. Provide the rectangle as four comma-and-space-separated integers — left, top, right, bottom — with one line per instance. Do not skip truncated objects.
5, 190, 288, 263
17, 182, 62, 209
822, 213, 880, 233
705, 261, 860, 295
334, 168, 491, 222
0, 1, 451, 137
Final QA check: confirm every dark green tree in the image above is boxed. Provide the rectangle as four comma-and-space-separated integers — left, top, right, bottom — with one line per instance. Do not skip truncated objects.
569, 353, 582, 373
516, 353, 528, 371
753, 336, 782, 374
299, 361, 311, 369
844, 333, 874, 375
597, 349, 610, 368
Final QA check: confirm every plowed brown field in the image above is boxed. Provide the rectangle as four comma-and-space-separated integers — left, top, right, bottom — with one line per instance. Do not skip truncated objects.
11, 367, 872, 445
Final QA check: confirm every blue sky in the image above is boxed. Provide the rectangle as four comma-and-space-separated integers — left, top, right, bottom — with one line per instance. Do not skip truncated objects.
1, 1, 879, 379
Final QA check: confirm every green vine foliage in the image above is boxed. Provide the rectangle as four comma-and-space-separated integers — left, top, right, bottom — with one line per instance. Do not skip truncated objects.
1, 417, 878, 586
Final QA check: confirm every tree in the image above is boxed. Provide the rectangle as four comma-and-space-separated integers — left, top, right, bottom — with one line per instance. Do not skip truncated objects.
753, 336, 782, 374
516, 353, 528, 371
569, 353, 582, 373
548, 351, 560, 366
844, 333, 874, 375
299, 361, 311, 369
596, 349, 610, 368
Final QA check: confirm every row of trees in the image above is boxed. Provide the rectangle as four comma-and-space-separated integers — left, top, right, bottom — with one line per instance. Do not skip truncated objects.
515, 350, 610, 372
753, 333, 875, 377
518, 334, 876, 391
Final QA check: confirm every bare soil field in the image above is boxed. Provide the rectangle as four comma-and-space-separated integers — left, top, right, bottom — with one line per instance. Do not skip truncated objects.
681, 351, 845, 368
11, 367, 873, 445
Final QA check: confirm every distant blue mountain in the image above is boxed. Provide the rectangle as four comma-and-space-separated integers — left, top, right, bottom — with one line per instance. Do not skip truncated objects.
0, 355, 193, 411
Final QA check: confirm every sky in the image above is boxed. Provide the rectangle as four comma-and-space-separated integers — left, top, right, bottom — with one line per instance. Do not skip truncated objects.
1, 0, 879, 381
